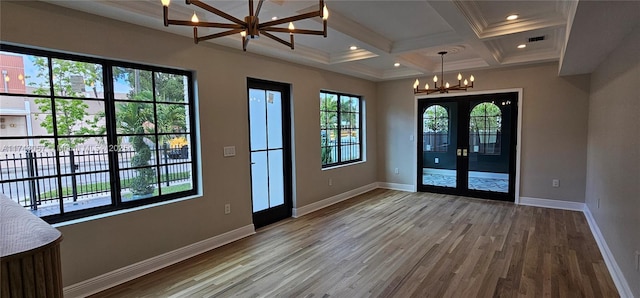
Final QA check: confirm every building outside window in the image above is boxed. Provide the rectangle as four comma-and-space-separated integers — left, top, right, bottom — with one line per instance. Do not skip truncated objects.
0, 45, 198, 223
320, 91, 362, 167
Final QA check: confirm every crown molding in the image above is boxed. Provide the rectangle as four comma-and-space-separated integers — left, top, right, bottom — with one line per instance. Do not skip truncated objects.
329, 49, 378, 64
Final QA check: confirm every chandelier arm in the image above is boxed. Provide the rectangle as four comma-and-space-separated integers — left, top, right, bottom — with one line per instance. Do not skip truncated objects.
196, 29, 245, 43
254, 0, 265, 18
249, 0, 254, 17
259, 11, 322, 28
262, 27, 325, 36
168, 20, 244, 29
189, 0, 245, 25
261, 31, 294, 49
251, 0, 265, 33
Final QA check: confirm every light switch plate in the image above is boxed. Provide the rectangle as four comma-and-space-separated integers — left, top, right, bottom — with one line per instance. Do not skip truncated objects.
223, 146, 236, 157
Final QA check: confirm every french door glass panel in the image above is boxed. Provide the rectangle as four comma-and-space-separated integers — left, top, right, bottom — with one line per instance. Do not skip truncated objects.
467, 99, 512, 193
249, 88, 285, 213
250, 151, 269, 212
422, 102, 458, 188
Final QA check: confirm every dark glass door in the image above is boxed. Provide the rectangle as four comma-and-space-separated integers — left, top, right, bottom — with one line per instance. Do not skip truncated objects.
417, 92, 518, 201
248, 78, 292, 228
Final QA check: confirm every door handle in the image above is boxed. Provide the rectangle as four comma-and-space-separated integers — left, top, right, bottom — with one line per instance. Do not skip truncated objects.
457, 149, 462, 156
463, 149, 468, 157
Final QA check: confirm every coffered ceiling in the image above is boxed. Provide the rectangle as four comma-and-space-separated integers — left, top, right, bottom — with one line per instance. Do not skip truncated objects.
42, 0, 640, 81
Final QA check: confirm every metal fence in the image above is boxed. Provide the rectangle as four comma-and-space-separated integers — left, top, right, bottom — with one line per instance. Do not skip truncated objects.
0, 145, 191, 210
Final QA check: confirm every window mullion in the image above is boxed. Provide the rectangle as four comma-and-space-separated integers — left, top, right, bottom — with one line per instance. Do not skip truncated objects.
46, 57, 66, 215
103, 63, 122, 206
336, 96, 342, 163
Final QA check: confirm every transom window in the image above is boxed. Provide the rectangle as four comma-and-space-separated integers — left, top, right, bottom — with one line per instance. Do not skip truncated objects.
320, 91, 362, 167
0, 45, 198, 223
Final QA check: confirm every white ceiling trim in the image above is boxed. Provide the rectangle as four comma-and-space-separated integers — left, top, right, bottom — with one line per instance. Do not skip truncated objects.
322, 8, 392, 55
329, 49, 378, 65
478, 14, 566, 40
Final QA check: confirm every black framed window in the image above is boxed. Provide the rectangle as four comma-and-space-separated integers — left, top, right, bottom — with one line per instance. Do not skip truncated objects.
320, 91, 362, 167
0, 44, 198, 223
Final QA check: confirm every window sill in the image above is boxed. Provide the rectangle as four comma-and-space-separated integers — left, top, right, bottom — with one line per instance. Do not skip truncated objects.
52, 193, 203, 228
321, 160, 366, 171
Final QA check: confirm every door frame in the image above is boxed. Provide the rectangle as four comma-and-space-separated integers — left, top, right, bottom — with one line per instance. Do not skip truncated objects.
412, 88, 523, 203
247, 77, 293, 228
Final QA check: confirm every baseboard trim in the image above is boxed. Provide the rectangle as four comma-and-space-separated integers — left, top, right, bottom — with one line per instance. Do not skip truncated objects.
376, 182, 415, 192
63, 224, 256, 298
583, 206, 634, 298
292, 183, 377, 218
518, 196, 585, 211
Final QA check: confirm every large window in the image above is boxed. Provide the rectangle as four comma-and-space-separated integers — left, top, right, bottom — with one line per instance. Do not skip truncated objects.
320, 91, 362, 167
0, 45, 197, 223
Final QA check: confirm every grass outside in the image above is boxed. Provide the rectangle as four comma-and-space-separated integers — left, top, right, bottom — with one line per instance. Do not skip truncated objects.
37, 171, 191, 200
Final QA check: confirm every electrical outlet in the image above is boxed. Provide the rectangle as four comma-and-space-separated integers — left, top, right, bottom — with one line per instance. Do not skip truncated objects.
552, 179, 560, 187
224, 203, 231, 214
394, 168, 399, 174
328, 178, 333, 186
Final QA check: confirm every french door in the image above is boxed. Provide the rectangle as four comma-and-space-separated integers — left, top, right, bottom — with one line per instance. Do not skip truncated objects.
417, 92, 518, 201
247, 78, 292, 228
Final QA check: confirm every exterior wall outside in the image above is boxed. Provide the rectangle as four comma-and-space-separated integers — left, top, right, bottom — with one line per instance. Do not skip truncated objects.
586, 24, 640, 297
0, 1, 378, 286
377, 63, 591, 203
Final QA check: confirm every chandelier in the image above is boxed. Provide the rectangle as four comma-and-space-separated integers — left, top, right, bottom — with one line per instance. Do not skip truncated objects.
161, 0, 328, 51
413, 51, 475, 95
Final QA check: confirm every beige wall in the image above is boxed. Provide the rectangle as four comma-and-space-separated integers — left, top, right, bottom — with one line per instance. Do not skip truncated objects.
377, 63, 591, 202
586, 24, 640, 297
0, 1, 377, 285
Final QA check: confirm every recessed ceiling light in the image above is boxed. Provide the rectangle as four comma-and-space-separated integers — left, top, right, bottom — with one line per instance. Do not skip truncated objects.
394, 63, 400, 67
506, 14, 519, 21
271, 16, 278, 20
349, 46, 358, 50
517, 44, 526, 49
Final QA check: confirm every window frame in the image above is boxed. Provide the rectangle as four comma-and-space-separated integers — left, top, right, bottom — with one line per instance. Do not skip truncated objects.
0, 44, 199, 223
320, 90, 363, 168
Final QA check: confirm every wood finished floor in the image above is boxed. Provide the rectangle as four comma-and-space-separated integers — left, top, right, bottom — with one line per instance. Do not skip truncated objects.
92, 190, 618, 297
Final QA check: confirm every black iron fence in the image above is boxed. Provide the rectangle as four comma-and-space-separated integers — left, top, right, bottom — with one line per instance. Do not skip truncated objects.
0, 145, 191, 210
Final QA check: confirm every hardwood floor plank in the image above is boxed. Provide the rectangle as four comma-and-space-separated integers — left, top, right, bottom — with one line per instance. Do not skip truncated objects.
91, 190, 619, 298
